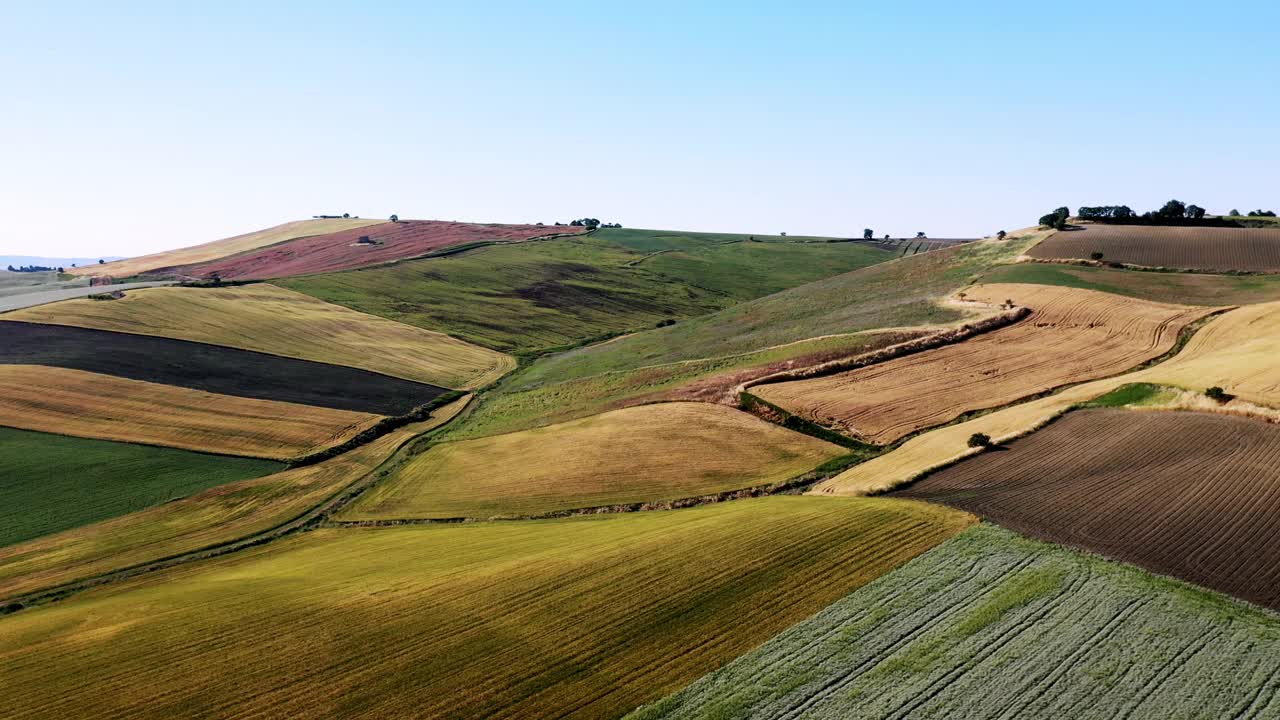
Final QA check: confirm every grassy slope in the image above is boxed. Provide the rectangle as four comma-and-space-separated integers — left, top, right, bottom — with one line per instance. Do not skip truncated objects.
0, 497, 973, 720
818, 299, 1280, 496
340, 403, 845, 520
447, 330, 917, 441
0, 427, 281, 548
5, 283, 513, 389
0, 365, 381, 461
0, 271, 89, 298
980, 262, 1280, 305
0, 397, 469, 600
518, 234, 1041, 388
631, 524, 1280, 719
278, 230, 892, 355
65, 218, 386, 278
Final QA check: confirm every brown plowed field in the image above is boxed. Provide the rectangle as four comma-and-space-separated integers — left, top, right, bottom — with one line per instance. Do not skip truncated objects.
170, 221, 587, 280
753, 283, 1214, 444
896, 408, 1280, 611
1028, 224, 1280, 272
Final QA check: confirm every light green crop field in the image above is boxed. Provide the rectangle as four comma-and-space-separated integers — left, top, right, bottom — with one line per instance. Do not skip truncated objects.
341, 403, 845, 520
448, 329, 917, 441
279, 230, 892, 355
0, 427, 282, 548
0, 497, 974, 720
518, 234, 1041, 388
980, 262, 1280, 305
631, 524, 1280, 720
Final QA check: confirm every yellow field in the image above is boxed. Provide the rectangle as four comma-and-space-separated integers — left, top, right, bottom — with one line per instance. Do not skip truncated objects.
0, 497, 974, 719
816, 300, 1280, 495
65, 218, 386, 277
6, 284, 513, 389
755, 284, 1214, 444
0, 397, 468, 600
0, 365, 380, 461
341, 402, 846, 520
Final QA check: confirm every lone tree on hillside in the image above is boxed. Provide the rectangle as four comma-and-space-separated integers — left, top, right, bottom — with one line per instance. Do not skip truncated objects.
1205, 386, 1234, 403
1231, 209, 1241, 216
997, 230, 1007, 240
1039, 206, 1070, 230
916, 231, 927, 238
389, 214, 399, 222
863, 228, 874, 240
98, 259, 105, 264
968, 432, 993, 449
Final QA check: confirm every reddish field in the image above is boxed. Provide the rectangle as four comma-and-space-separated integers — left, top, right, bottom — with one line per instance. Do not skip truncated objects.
168, 221, 586, 280
896, 408, 1280, 610
1028, 224, 1280, 272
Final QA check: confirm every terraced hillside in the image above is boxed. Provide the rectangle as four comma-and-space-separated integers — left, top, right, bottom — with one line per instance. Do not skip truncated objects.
0, 498, 973, 720
66, 218, 385, 278
1028, 224, 1280, 272
753, 283, 1212, 444
340, 403, 846, 520
896, 408, 1280, 610
632, 525, 1280, 719
5, 284, 512, 389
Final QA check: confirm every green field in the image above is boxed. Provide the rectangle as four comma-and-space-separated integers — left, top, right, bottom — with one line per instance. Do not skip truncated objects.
518, 234, 1040, 388
632, 523, 1280, 719
980, 262, 1280, 305
0, 427, 282, 547
449, 330, 914, 441
0, 497, 973, 719
279, 230, 892, 356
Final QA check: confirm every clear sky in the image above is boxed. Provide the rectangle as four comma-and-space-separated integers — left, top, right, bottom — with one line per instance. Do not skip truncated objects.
3, 1, 1277, 257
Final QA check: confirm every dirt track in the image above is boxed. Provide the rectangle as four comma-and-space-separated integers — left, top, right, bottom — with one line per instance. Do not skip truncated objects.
896, 408, 1280, 610
1028, 224, 1280, 272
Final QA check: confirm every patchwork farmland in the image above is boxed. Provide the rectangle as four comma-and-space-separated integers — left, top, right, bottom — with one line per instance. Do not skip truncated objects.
753, 283, 1212, 444
0, 498, 972, 720
9, 211, 1280, 719
631, 525, 1280, 720
1027, 224, 1280, 272
173, 220, 589, 280
896, 408, 1280, 610
340, 402, 846, 521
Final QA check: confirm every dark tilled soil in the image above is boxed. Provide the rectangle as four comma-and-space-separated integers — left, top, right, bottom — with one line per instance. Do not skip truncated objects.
1029, 225, 1280, 272
0, 321, 446, 415
895, 408, 1280, 610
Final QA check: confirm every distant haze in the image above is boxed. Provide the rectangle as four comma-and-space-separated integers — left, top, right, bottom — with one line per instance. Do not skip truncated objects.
2, 256, 126, 269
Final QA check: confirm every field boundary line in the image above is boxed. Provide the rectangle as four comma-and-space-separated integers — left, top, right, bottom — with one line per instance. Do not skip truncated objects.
0, 395, 473, 615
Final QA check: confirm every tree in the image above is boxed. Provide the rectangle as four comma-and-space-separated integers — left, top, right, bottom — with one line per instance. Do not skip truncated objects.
915, 231, 927, 238
1231, 209, 1241, 217
389, 214, 399, 222
1091, 252, 1105, 261
967, 432, 992, 448
883, 234, 890, 240
996, 230, 1007, 240
1205, 386, 1233, 403
780, 232, 787, 236
98, 259, 105, 264
863, 228, 874, 240
1158, 199, 1187, 218
1185, 204, 1205, 220
5, 265, 12, 272
343, 213, 350, 218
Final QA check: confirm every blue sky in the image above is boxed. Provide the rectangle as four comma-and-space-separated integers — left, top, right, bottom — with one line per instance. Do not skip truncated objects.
3, 1, 1277, 256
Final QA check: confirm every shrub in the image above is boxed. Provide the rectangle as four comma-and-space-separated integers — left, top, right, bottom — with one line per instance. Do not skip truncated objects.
655, 318, 676, 328
1090, 252, 1104, 261
1205, 386, 1234, 403
968, 432, 993, 449
996, 230, 1007, 240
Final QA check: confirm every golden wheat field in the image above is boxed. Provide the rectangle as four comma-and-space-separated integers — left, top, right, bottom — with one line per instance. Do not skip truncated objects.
816, 299, 1280, 495
5, 283, 514, 388
0, 397, 468, 601
0, 365, 381, 460
0, 497, 974, 720
340, 402, 846, 520
64, 218, 387, 278
754, 283, 1214, 444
